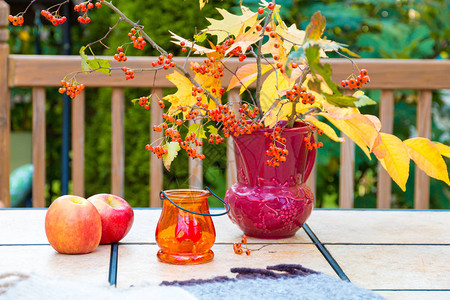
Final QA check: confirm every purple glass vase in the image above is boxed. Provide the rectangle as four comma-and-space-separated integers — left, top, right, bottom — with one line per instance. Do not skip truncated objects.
225, 122, 316, 239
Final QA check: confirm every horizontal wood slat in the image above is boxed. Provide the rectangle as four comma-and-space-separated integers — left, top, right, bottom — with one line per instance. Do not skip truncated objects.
8, 56, 450, 90
72, 91, 85, 197
32, 87, 46, 208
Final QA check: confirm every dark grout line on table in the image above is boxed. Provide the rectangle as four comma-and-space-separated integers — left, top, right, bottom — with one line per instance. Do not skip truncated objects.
302, 224, 351, 282
108, 243, 119, 286
322, 243, 450, 246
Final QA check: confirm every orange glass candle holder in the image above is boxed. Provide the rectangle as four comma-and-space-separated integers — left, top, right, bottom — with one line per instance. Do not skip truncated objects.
156, 187, 229, 264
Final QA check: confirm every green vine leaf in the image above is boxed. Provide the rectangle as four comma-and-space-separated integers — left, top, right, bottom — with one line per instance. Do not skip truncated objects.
87, 58, 111, 75
188, 123, 207, 139
353, 91, 376, 107
80, 46, 90, 72
305, 46, 340, 95
162, 142, 181, 171
324, 94, 358, 107
207, 125, 218, 136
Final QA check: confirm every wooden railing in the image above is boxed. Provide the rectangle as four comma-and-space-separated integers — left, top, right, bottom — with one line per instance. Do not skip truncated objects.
1, 2, 449, 209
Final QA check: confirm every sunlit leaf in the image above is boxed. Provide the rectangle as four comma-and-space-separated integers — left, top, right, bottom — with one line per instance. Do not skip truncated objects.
353, 90, 377, 107
162, 142, 181, 171
304, 116, 344, 142
169, 31, 215, 55
87, 58, 111, 75
225, 19, 263, 55
188, 123, 207, 139
207, 125, 218, 136
404, 138, 450, 185
377, 133, 410, 191
434, 142, 450, 158
199, 0, 208, 10
260, 70, 293, 127
79, 46, 90, 72
206, 6, 258, 43
304, 11, 326, 41
164, 70, 197, 117
320, 112, 371, 158
227, 63, 272, 92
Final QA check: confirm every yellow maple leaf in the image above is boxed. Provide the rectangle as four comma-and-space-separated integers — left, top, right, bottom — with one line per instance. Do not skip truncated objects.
434, 142, 450, 158
403, 138, 450, 185
304, 116, 344, 142
227, 63, 273, 92
225, 20, 263, 56
206, 6, 258, 43
163, 70, 197, 116
262, 21, 287, 64
377, 133, 410, 191
278, 24, 305, 53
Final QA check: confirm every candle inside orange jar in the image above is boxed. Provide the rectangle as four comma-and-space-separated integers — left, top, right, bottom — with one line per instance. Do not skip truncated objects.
156, 189, 217, 264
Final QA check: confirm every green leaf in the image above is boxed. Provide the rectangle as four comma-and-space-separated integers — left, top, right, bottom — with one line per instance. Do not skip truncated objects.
87, 58, 111, 75
304, 11, 326, 41
131, 98, 139, 105
305, 46, 341, 95
187, 123, 207, 139
207, 125, 218, 136
162, 142, 181, 171
80, 46, 90, 72
194, 31, 207, 43
353, 92, 376, 107
324, 94, 357, 107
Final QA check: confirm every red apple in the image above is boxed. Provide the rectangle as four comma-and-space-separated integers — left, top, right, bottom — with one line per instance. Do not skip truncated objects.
87, 194, 134, 244
45, 195, 102, 254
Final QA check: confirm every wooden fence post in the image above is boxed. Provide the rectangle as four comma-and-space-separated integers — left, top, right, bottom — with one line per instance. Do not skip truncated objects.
0, 0, 10, 207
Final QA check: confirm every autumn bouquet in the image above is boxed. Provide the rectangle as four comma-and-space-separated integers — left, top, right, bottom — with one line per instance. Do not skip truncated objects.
9, 0, 450, 190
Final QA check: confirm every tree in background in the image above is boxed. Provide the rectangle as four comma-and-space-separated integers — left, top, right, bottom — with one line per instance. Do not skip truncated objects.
8, 0, 449, 207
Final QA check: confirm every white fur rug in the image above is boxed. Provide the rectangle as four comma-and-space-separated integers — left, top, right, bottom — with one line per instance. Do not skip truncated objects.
0, 273, 197, 300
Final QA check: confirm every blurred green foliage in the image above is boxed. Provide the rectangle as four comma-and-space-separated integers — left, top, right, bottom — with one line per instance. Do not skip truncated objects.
8, 0, 449, 208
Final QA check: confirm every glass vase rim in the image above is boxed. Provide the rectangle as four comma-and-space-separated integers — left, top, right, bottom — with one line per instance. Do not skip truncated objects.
238, 120, 312, 136
162, 189, 211, 201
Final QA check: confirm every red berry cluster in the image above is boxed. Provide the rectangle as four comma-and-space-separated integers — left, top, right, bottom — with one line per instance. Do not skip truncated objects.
114, 47, 127, 62
138, 96, 150, 110
208, 104, 262, 138
264, 127, 288, 167
215, 38, 251, 59
181, 132, 205, 159
233, 235, 251, 255
127, 28, 147, 50
151, 54, 176, 70
145, 144, 168, 158
191, 57, 225, 79
286, 84, 316, 104
340, 69, 371, 90
192, 86, 209, 108
208, 134, 225, 144
303, 126, 324, 150
74, 1, 102, 23
59, 80, 85, 99
41, 10, 67, 25
8, 15, 24, 26
122, 67, 135, 80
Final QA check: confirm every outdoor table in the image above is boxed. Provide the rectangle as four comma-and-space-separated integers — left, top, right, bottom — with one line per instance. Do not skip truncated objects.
0, 208, 449, 299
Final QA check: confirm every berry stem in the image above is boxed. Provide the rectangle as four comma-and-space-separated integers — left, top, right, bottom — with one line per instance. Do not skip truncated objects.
255, 0, 277, 120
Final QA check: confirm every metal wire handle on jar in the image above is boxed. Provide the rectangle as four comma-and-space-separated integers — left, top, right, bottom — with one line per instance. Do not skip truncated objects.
159, 187, 230, 216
